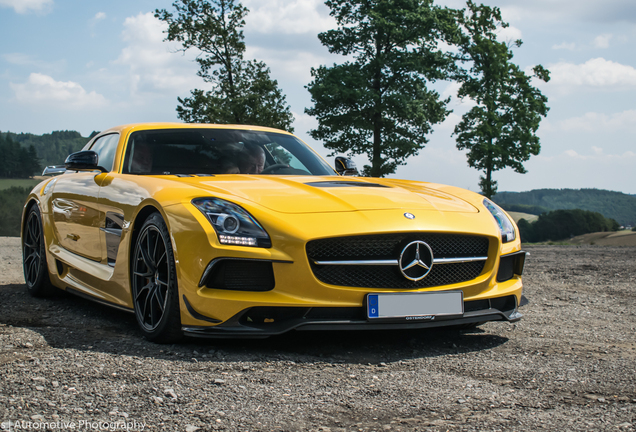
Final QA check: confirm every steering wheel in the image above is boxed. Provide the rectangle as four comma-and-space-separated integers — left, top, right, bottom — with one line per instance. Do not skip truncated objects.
260, 164, 290, 174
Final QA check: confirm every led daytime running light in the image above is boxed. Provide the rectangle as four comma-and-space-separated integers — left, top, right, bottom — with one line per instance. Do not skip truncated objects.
219, 235, 258, 246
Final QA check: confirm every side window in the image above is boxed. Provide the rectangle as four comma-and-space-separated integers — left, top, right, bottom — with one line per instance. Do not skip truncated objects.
90, 134, 120, 172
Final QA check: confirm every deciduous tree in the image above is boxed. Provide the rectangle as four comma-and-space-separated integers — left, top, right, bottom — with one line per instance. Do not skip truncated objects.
453, 1, 550, 198
156, 0, 294, 131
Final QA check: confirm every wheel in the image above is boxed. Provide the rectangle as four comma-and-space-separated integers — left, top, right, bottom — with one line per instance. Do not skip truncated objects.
131, 212, 182, 343
22, 205, 56, 297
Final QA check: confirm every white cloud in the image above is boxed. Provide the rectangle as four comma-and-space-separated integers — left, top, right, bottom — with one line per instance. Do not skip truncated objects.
552, 42, 576, 51
491, 0, 636, 25
441, 81, 462, 100
558, 110, 636, 132
0, 0, 52, 14
593, 34, 613, 49
546, 58, 636, 91
10, 73, 106, 108
438, 81, 477, 116
292, 111, 318, 133
114, 12, 202, 97
3, 53, 66, 74
246, 45, 331, 85
563, 147, 636, 160
435, 112, 463, 133
94, 12, 106, 21
496, 25, 522, 43
243, 0, 335, 35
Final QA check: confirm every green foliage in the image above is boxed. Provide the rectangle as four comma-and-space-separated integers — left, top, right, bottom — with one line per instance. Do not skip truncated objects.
518, 209, 619, 243
0, 134, 42, 178
632, 226, 636, 232
305, 0, 460, 177
1, 130, 88, 169
453, 1, 549, 198
0, 186, 31, 237
156, 0, 294, 131
494, 188, 636, 226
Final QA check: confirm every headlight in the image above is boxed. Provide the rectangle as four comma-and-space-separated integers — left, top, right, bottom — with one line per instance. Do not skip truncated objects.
483, 198, 516, 243
192, 198, 271, 248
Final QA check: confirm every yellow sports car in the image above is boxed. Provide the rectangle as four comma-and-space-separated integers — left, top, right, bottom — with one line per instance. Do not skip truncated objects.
22, 123, 526, 342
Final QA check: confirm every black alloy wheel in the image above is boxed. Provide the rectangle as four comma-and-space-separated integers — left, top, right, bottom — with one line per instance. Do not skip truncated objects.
131, 212, 182, 343
22, 205, 55, 296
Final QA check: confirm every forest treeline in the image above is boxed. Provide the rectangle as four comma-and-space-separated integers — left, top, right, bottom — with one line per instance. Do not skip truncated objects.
516, 209, 619, 243
494, 188, 636, 226
0, 134, 42, 178
0, 130, 91, 177
0, 186, 30, 236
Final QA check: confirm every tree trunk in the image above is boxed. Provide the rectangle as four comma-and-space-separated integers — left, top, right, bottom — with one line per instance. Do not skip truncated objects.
371, 31, 383, 178
219, 0, 241, 124
484, 137, 494, 198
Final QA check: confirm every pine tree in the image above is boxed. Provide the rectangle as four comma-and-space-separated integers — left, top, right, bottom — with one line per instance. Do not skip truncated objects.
156, 0, 295, 131
453, 1, 550, 198
305, 0, 461, 177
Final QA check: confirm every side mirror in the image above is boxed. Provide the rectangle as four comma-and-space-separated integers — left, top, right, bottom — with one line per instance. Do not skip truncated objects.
64, 151, 107, 173
335, 156, 359, 176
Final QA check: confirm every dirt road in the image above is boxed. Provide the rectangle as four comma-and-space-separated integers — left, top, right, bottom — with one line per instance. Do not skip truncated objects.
1, 240, 635, 431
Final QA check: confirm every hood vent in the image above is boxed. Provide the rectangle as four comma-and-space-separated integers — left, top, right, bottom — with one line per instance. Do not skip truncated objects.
305, 181, 390, 188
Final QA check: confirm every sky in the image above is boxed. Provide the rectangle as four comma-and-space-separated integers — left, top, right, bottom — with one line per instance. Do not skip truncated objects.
1, 0, 635, 194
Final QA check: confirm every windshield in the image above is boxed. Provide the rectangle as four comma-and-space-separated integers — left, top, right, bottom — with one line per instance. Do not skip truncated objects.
121, 128, 336, 176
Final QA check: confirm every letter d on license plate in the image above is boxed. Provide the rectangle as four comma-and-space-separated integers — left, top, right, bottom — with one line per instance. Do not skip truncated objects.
367, 291, 463, 319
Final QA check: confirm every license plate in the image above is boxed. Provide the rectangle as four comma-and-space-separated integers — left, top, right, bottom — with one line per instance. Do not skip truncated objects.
367, 291, 463, 319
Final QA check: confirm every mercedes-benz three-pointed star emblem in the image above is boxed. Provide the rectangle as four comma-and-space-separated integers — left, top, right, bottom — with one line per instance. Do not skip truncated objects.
399, 241, 434, 281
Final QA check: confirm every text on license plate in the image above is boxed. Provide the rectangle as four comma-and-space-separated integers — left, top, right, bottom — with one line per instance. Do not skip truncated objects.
367, 291, 463, 319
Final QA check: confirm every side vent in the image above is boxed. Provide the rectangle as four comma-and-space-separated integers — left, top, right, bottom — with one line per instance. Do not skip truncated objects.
497, 251, 526, 283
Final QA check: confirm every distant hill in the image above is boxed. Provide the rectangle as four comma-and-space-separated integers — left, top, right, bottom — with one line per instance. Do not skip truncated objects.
493, 188, 636, 226
0, 130, 93, 170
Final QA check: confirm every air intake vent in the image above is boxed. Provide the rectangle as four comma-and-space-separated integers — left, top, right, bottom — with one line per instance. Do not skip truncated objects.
203, 259, 275, 291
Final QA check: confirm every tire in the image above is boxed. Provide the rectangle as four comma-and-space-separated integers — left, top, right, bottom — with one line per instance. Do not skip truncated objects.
131, 212, 183, 343
22, 205, 56, 297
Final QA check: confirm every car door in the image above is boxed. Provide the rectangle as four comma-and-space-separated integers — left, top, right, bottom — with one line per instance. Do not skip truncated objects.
50, 133, 119, 261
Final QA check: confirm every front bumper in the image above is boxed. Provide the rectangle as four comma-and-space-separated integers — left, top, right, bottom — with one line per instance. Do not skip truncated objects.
182, 294, 522, 339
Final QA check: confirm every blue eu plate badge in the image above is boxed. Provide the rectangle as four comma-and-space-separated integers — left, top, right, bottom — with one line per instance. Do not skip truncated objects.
367, 294, 379, 318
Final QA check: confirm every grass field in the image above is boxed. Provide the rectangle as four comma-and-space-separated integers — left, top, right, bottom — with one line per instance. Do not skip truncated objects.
0, 178, 40, 191
508, 211, 539, 223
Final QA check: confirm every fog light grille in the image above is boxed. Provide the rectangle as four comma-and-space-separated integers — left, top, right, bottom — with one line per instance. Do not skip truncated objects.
204, 259, 275, 291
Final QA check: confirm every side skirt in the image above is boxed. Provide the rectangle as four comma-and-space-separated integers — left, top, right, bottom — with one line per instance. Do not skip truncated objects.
65, 287, 134, 314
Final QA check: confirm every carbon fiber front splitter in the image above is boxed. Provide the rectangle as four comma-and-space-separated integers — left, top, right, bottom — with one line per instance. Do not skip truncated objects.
182, 306, 522, 339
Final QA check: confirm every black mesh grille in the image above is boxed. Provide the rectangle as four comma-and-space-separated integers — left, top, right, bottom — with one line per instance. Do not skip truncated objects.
306, 234, 489, 289
205, 260, 275, 291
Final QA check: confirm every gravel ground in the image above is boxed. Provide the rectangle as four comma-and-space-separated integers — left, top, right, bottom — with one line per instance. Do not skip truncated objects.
1, 241, 635, 431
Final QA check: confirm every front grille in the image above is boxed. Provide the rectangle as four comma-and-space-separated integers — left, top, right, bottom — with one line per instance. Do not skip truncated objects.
306, 233, 489, 289
307, 233, 489, 260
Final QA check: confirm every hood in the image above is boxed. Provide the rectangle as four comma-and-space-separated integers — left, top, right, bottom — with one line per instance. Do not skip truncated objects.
179, 175, 479, 214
